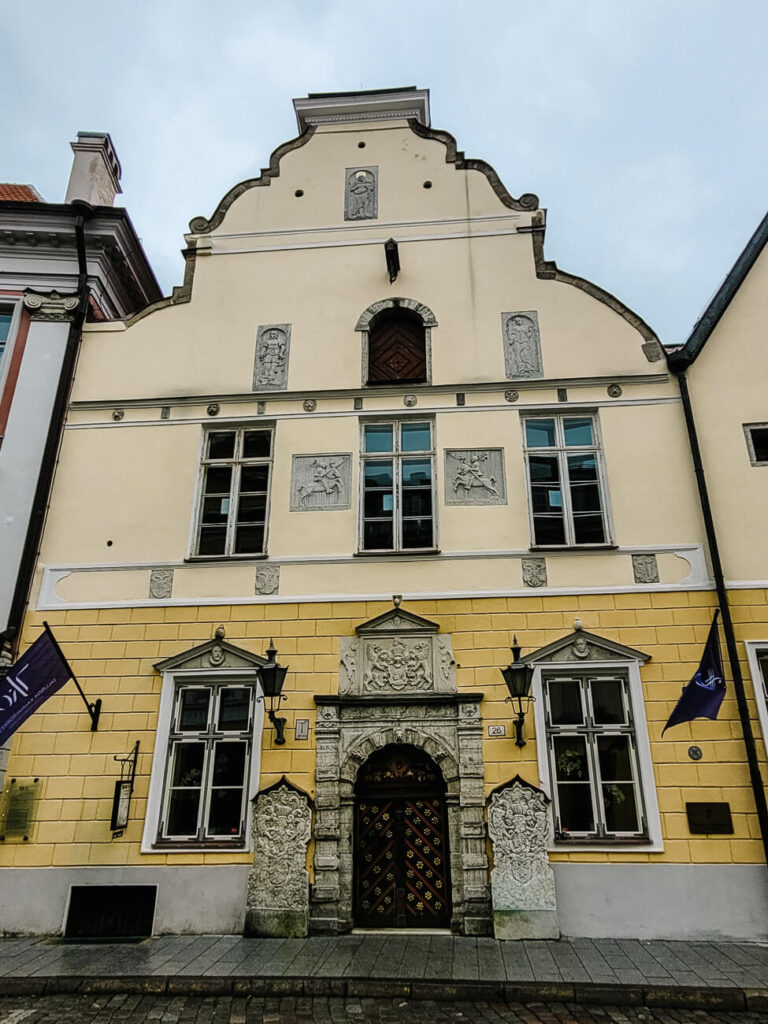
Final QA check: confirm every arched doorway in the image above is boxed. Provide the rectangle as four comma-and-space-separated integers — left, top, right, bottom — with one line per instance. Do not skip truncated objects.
354, 744, 452, 929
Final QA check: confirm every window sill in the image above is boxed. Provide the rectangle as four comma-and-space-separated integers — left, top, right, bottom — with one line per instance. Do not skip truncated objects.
151, 840, 247, 850
354, 548, 441, 558
530, 544, 618, 552
184, 554, 268, 563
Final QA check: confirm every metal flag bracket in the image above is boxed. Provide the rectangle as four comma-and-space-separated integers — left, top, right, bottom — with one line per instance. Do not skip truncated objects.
43, 621, 101, 730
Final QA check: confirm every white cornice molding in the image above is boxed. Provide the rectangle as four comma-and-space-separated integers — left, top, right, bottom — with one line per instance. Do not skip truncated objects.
293, 89, 430, 133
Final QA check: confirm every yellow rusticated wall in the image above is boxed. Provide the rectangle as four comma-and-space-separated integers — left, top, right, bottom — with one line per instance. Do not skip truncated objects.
3, 590, 767, 872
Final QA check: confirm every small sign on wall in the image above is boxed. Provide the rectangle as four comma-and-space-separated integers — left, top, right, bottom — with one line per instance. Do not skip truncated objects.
488, 725, 506, 737
295, 719, 310, 741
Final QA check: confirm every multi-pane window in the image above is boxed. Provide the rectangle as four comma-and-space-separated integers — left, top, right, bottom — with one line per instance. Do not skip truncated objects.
0, 306, 13, 367
361, 420, 435, 551
195, 428, 272, 556
159, 682, 254, 843
544, 673, 645, 840
744, 424, 768, 466
523, 415, 610, 546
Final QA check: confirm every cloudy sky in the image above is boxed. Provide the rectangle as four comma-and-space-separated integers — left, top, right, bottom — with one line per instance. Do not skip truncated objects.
2, 0, 766, 344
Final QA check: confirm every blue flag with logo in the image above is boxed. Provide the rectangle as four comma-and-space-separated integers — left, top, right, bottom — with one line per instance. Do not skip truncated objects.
0, 628, 72, 746
663, 610, 726, 735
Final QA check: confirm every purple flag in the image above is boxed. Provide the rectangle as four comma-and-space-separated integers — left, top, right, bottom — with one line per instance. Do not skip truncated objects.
662, 611, 726, 735
0, 629, 72, 746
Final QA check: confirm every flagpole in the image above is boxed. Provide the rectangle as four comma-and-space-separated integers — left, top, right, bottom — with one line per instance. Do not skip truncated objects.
42, 622, 101, 731
670, 366, 768, 865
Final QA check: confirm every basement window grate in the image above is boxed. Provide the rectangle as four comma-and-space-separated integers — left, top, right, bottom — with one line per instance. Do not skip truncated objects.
64, 885, 156, 942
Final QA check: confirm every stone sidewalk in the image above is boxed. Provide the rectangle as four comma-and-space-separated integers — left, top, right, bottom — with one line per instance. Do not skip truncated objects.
1, 935, 767, 1012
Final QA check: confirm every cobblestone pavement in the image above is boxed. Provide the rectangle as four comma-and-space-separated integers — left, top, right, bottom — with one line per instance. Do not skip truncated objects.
0, 996, 765, 1024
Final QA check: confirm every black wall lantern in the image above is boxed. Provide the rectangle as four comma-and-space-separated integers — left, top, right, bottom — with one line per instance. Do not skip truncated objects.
257, 639, 289, 745
500, 636, 535, 747
384, 238, 400, 283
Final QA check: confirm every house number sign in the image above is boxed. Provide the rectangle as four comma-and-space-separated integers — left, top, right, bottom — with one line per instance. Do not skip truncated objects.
488, 725, 506, 737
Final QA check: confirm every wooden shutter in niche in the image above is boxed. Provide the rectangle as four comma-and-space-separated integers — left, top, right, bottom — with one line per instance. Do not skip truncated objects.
367, 308, 426, 384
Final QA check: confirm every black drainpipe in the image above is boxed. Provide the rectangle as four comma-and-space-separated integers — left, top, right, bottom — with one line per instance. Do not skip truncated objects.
4, 200, 94, 651
668, 354, 768, 864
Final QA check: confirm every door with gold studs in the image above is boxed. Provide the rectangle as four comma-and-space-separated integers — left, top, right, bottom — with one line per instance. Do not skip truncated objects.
354, 745, 451, 929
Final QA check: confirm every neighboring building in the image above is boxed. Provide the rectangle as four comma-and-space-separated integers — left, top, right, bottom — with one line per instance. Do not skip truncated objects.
1, 89, 766, 941
0, 134, 162, 644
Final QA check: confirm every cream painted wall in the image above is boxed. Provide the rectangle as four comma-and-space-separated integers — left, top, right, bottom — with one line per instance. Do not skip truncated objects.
686, 243, 768, 581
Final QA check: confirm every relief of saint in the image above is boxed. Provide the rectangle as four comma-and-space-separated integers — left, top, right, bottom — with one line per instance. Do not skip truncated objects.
504, 313, 542, 378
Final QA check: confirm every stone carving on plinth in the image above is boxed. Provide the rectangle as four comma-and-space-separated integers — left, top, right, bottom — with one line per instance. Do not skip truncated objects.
501, 311, 543, 378
488, 777, 559, 939
245, 778, 312, 937
253, 324, 291, 391
344, 167, 378, 220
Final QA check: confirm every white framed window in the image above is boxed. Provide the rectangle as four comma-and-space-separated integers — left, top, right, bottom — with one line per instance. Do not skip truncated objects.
532, 659, 662, 852
360, 419, 436, 552
0, 301, 22, 399
0, 306, 13, 368
194, 427, 273, 557
743, 424, 768, 467
522, 414, 611, 546
745, 642, 768, 748
144, 674, 264, 850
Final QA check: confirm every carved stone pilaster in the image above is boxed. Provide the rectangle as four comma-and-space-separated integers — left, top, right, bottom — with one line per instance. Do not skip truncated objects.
245, 778, 312, 937
488, 778, 559, 940
23, 289, 79, 322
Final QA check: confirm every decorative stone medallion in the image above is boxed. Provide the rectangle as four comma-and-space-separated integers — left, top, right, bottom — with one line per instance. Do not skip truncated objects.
632, 553, 659, 584
253, 324, 291, 391
344, 166, 378, 220
504, 390, 519, 403
149, 569, 173, 600
245, 778, 312, 938
255, 565, 280, 595
522, 557, 547, 588
290, 455, 352, 511
501, 311, 543, 379
488, 778, 559, 940
445, 449, 506, 505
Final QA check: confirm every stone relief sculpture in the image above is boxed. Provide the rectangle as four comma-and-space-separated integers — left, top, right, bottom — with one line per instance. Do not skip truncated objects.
632, 553, 659, 584
290, 455, 352, 511
148, 569, 173, 600
255, 566, 280, 595
488, 778, 559, 940
363, 638, 433, 693
344, 166, 378, 220
445, 450, 506, 505
245, 780, 312, 937
253, 324, 291, 391
522, 557, 547, 588
501, 311, 543, 379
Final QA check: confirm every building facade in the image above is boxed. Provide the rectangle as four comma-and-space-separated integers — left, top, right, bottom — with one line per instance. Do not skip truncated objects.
1, 89, 766, 940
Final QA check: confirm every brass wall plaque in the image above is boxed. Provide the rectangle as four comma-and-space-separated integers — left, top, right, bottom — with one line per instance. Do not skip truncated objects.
0, 778, 41, 842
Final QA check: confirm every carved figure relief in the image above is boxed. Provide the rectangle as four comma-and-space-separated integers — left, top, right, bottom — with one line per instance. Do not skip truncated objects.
290, 455, 352, 511
339, 638, 359, 695
488, 781, 556, 912
363, 638, 433, 693
344, 166, 378, 220
253, 325, 291, 391
149, 569, 173, 600
255, 565, 280, 595
632, 553, 659, 584
522, 557, 547, 588
445, 450, 506, 505
501, 311, 543, 379
246, 782, 312, 936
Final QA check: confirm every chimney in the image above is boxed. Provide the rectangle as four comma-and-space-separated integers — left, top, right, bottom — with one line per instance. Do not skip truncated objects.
64, 132, 122, 207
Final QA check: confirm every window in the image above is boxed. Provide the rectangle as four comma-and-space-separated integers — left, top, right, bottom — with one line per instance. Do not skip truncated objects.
367, 307, 427, 384
195, 428, 272, 556
523, 415, 610, 546
543, 672, 645, 841
158, 682, 255, 844
361, 420, 435, 551
744, 424, 768, 466
0, 307, 12, 367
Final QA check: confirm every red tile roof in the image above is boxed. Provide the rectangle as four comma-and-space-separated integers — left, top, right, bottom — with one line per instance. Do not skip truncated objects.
0, 184, 43, 202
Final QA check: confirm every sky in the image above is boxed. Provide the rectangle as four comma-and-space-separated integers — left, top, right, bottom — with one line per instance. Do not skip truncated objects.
1, 0, 767, 345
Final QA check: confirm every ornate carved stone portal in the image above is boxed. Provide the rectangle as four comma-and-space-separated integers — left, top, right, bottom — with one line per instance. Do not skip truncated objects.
245, 777, 312, 937
253, 324, 291, 391
501, 311, 543, 379
313, 604, 491, 936
487, 777, 559, 940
